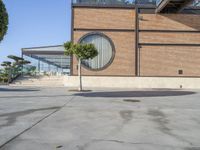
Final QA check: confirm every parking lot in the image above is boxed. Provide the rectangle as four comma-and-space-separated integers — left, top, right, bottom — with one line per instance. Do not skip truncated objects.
0, 86, 200, 150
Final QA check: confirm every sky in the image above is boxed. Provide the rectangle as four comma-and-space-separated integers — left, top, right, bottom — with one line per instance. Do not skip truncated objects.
0, 0, 71, 64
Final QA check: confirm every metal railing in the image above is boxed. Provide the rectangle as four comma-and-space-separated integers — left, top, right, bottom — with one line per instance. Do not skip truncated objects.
73, 0, 199, 6
72, 0, 157, 5
156, 0, 162, 6
72, 0, 135, 5
156, 0, 200, 6
193, 0, 200, 6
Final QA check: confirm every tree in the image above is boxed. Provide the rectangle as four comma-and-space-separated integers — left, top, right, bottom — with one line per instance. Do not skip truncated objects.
64, 42, 98, 91
0, 0, 8, 42
1, 61, 12, 83
0, 55, 30, 83
7, 55, 24, 62
1, 61, 11, 68
7, 55, 30, 76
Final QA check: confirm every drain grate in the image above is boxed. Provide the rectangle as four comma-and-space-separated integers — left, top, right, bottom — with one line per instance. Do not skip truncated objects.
123, 99, 141, 103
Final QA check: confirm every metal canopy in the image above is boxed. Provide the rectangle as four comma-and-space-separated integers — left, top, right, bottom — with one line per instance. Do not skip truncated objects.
156, 0, 195, 13
22, 45, 70, 69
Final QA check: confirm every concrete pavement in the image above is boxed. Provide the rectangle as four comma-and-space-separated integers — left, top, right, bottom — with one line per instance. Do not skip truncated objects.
0, 86, 200, 150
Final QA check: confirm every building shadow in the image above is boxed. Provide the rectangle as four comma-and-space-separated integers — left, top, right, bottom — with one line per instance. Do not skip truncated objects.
162, 14, 200, 31
0, 88, 40, 92
74, 90, 196, 98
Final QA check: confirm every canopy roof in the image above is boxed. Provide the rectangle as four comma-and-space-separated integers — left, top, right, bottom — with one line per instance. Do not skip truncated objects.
22, 45, 70, 69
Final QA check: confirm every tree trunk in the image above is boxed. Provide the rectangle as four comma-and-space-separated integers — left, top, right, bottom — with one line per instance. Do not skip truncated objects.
7, 68, 11, 84
78, 58, 82, 91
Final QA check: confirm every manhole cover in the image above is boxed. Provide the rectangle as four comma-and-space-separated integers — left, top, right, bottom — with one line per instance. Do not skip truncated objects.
123, 99, 141, 103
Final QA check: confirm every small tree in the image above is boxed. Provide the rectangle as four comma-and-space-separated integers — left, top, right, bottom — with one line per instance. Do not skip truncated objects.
7, 55, 24, 66
1, 61, 12, 83
1, 55, 30, 83
7, 55, 30, 75
64, 42, 98, 91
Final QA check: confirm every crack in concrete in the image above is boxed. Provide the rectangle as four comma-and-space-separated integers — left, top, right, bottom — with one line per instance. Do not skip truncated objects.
0, 96, 75, 149
184, 147, 200, 150
77, 139, 200, 150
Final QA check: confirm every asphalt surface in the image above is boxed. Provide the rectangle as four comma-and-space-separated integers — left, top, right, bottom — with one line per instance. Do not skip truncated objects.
0, 86, 200, 150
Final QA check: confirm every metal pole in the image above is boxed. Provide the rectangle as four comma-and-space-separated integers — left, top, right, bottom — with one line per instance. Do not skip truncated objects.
21, 50, 24, 76
135, 2, 139, 77
38, 60, 40, 73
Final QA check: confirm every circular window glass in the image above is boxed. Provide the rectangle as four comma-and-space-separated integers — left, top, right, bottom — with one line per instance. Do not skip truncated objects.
80, 33, 115, 70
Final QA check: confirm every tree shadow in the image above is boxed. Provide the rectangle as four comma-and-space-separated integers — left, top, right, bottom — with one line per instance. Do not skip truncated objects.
74, 90, 196, 98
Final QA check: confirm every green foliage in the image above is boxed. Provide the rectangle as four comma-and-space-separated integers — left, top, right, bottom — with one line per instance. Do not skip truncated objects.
16, 60, 31, 66
0, 55, 30, 83
0, 69, 7, 83
7, 55, 30, 66
64, 42, 74, 56
64, 41, 98, 91
64, 42, 98, 60
0, 72, 8, 83
7, 55, 23, 62
1, 61, 11, 67
26, 66, 36, 75
0, 0, 8, 42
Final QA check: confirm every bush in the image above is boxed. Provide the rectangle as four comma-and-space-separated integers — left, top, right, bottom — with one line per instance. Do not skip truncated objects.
0, 0, 8, 42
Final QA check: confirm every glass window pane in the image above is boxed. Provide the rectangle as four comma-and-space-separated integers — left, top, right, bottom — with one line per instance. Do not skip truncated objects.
80, 33, 114, 70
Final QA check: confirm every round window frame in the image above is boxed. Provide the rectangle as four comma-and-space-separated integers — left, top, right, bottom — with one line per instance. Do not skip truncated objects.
78, 32, 115, 71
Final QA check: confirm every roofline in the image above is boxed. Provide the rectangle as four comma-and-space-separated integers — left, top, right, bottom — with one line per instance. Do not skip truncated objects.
72, 3, 200, 10
21, 45, 64, 51
72, 4, 158, 9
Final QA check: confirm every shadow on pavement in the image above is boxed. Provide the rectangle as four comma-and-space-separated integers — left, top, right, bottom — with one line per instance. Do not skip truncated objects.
0, 88, 40, 92
0, 94, 71, 99
0, 107, 60, 129
74, 90, 196, 98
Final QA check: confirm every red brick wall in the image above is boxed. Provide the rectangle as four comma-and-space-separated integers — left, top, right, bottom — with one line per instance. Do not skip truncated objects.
139, 14, 200, 31
140, 46, 200, 77
139, 13, 200, 77
72, 7, 200, 77
72, 7, 136, 76
74, 8, 135, 29
140, 32, 200, 44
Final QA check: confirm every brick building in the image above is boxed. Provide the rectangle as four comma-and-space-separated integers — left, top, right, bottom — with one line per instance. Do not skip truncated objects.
71, 0, 200, 77
21, 0, 200, 88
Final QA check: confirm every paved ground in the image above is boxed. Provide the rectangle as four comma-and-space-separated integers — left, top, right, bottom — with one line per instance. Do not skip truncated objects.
0, 86, 200, 150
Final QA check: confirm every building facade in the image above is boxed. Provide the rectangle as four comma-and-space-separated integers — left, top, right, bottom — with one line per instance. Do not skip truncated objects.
71, 0, 200, 77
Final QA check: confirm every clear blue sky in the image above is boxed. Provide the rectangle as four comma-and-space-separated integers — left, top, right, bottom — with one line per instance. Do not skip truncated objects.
0, 0, 71, 64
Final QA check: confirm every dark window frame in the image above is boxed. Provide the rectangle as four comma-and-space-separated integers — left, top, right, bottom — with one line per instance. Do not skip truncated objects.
78, 32, 116, 71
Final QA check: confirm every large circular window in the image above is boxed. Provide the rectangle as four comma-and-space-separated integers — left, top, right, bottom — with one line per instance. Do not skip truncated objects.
79, 33, 115, 70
